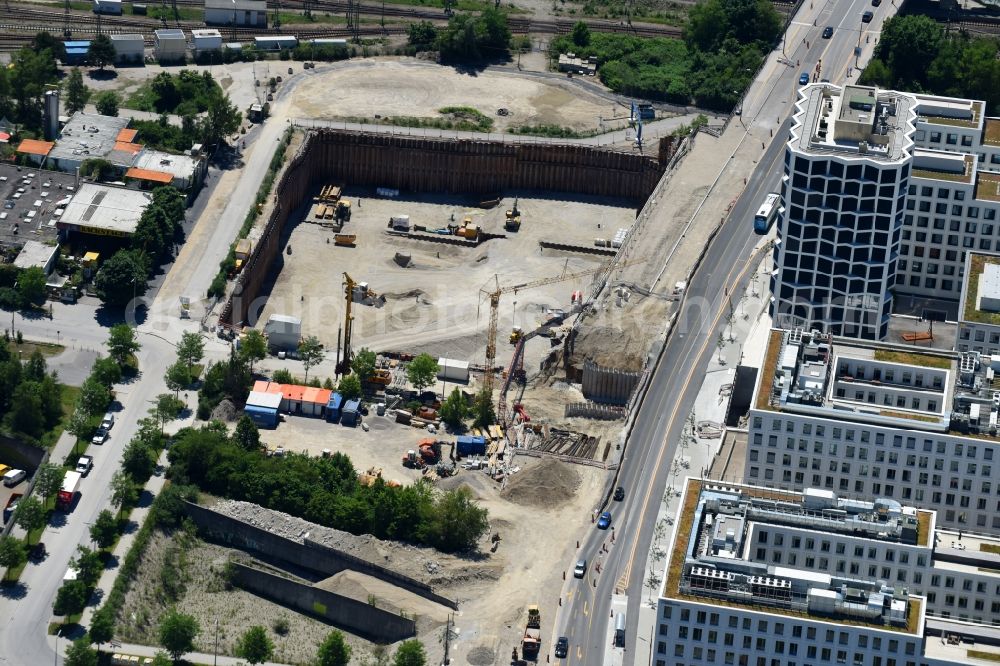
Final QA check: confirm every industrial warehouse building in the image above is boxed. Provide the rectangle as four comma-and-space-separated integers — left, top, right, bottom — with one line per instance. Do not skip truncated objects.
252, 381, 331, 417
58, 183, 152, 237
13, 241, 58, 275
110, 34, 144, 64
45, 113, 134, 173
204, 0, 266, 27
154, 29, 187, 63
191, 28, 223, 57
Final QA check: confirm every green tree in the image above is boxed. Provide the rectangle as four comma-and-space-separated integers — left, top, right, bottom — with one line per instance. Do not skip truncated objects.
874, 14, 942, 89
393, 639, 427, 666
13, 496, 46, 536
202, 92, 242, 146
110, 470, 138, 516
16, 266, 47, 306
233, 415, 261, 451
407, 21, 437, 49
165, 360, 191, 398
122, 437, 157, 483
72, 545, 104, 586
91, 355, 123, 387
78, 376, 111, 417
63, 638, 98, 666
0, 536, 26, 579
34, 463, 65, 503
272, 368, 294, 384
10, 46, 59, 127
87, 34, 116, 70
149, 653, 173, 666
298, 336, 325, 384
150, 72, 180, 111
438, 388, 468, 428
239, 329, 267, 375
571, 21, 590, 47
88, 605, 115, 646
406, 353, 439, 392
107, 323, 140, 368
352, 347, 377, 382
95, 250, 146, 307
53, 579, 89, 616
235, 625, 274, 665
6, 381, 45, 438
176, 332, 205, 373
90, 509, 119, 549
422, 486, 489, 552
93, 90, 119, 116
32, 31, 67, 61
336, 373, 362, 401
316, 629, 352, 666
471, 387, 495, 428
66, 407, 91, 445
64, 67, 91, 113
159, 609, 199, 661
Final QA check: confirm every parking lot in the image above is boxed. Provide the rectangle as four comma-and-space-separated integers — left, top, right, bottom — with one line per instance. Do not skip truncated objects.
0, 164, 77, 251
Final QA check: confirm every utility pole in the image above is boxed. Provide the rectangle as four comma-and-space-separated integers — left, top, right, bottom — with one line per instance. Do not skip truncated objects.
443, 613, 452, 665
63, 0, 71, 36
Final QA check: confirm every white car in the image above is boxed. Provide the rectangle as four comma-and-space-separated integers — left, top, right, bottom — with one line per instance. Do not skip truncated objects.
91, 427, 109, 445
75, 456, 93, 476
573, 559, 587, 579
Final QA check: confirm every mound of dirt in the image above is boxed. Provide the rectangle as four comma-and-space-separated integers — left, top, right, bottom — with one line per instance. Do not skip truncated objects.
211, 399, 239, 422
500, 458, 580, 508
570, 324, 647, 372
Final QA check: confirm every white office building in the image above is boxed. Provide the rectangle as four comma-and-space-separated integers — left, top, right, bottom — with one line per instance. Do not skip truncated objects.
655, 479, 1000, 666
745, 328, 1000, 534
772, 84, 1000, 339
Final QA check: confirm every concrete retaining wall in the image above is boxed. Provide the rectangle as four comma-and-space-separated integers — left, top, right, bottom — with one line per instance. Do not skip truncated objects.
565, 401, 626, 420
229, 562, 415, 642
183, 502, 458, 610
221, 129, 666, 328
581, 360, 641, 405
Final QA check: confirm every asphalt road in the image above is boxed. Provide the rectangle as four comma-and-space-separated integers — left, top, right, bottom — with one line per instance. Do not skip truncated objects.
555, 0, 898, 661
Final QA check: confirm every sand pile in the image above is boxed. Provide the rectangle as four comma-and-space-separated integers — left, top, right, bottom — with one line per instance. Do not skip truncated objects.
211, 398, 239, 422
500, 458, 580, 508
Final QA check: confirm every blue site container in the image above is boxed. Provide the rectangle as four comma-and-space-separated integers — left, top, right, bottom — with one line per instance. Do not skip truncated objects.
341, 399, 360, 427
326, 392, 343, 423
456, 435, 486, 457
244, 404, 278, 428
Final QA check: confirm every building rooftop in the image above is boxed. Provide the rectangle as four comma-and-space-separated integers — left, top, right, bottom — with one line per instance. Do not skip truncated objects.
662, 479, 925, 635
975, 171, 1000, 202
924, 618, 1000, 666
755, 329, 1000, 438
58, 183, 151, 236
985, 118, 1000, 147
913, 94, 984, 130
49, 113, 130, 165
911, 151, 975, 185
155, 28, 186, 39
204, 0, 265, 9
16, 139, 54, 157
131, 149, 200, 181
960, 252, 1000, 326
191, 28, 223, 37
110, 33, 143, 42
12, 240, 57, 271
791, 84, 916, 164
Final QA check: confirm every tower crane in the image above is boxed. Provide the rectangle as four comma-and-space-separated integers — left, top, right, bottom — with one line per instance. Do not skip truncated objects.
479, 256, 647, 398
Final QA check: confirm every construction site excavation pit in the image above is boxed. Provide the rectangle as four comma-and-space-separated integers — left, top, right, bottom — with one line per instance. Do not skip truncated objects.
252, 188, 638, 377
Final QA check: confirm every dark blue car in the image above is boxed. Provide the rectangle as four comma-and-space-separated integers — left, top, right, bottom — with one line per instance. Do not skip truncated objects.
799, 73, 810, 85
597, 511, 612, 529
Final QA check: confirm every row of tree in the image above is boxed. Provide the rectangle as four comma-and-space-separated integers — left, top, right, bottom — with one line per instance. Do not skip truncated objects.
860, 15, 1000, 115
407, 9, 513, 61
0, 336, 64, 441
167, 424, 490, 552
0, 263, 47, 312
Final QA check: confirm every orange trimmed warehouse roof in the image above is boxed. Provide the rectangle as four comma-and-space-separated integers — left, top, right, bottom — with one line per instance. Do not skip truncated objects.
16, 139, 54, 156
125, 167, 172, 184
253, 380, 282, 394
116, 128, 138, 142
253, 381, 332, 405
113, 141, 143, 155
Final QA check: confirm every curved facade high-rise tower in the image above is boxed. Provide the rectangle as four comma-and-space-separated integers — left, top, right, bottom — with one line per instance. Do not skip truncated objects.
770, 84, 918, 340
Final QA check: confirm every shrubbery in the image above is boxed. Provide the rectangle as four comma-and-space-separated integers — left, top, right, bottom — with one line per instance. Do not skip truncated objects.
168, 425, 490, 552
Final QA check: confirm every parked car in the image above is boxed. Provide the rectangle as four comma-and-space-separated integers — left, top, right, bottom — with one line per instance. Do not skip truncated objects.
91, 427, 109, 445
554, 637, 569, 659
100, 412, 115, 431
75, 455, 93, 476
872, 0, 881, 5
597, 511, 612, 530
573, 559, 587, 578
614, 486, 625, 501
799, 72, 810, 85
2, 469, 25, 487
862, 10, 874, 22
823, 26, 834, 38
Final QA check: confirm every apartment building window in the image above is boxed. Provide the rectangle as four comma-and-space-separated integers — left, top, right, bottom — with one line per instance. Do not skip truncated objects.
963, 135, 974, 147
930, 132, 942, 143
947, 133, 958, 145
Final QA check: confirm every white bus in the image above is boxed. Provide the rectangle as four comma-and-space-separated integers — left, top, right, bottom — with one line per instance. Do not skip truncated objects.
753, 192, 781, 233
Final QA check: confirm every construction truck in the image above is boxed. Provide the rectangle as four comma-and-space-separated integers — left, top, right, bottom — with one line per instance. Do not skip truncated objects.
234, 239, 252, 274
505, 199, 521, 232
336, 199, 352, 221
457, 221, 479, 240
402, 449, 425, 469
418, 439, 442, 464
522, 605, 541, 659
